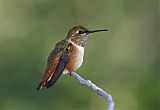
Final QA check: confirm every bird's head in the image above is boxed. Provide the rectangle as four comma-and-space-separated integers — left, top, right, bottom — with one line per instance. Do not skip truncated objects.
66, 25, 108, 47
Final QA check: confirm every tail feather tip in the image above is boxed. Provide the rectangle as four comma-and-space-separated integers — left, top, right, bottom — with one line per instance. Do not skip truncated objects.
37, 83, 43, 91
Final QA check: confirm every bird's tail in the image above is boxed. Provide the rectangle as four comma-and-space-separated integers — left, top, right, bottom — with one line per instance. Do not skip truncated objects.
37, 81, 45, 91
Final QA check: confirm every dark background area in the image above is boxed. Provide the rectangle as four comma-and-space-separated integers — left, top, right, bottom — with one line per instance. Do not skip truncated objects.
0, 0, 159, 110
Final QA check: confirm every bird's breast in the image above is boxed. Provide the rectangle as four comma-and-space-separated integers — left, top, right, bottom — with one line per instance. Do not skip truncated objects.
73, 44, 84, 69
64, 42, 84, 74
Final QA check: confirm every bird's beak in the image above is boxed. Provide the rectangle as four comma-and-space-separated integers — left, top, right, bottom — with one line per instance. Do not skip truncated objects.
87, 29, 108, 34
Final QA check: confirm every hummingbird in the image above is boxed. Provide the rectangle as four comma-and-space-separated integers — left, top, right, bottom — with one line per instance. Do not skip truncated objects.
37, 25, 107, 91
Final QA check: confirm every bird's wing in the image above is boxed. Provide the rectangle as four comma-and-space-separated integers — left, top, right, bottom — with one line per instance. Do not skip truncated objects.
37, 40, 72, 90
45, 52, 69, 88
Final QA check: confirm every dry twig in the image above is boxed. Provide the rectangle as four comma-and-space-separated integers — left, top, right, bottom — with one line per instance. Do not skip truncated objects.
71, 71, 115, 110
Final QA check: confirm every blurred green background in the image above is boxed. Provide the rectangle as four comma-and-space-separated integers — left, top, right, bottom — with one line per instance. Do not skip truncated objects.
0, 0, 159, 110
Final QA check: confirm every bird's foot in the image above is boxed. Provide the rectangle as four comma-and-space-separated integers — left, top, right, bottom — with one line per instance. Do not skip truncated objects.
70, 71, 76, 76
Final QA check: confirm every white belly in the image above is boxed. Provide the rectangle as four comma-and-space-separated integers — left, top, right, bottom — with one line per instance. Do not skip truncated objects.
75, 45, 84, 69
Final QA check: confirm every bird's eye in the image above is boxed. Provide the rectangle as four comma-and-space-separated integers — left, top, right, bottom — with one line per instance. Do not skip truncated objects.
78, 31, 83, 34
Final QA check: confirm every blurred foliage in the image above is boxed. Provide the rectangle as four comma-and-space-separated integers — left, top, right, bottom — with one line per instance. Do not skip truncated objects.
0, 0, 159, 110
